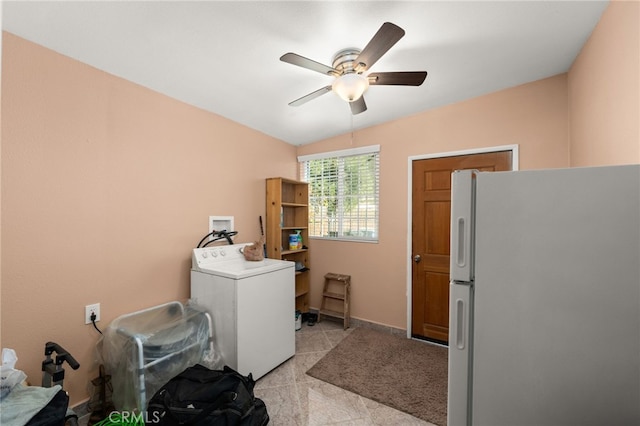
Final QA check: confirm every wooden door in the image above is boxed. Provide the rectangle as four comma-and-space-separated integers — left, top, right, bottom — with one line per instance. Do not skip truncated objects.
411, 151, 512, 343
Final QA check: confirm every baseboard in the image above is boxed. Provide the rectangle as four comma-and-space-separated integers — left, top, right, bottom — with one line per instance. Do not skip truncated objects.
309, 307, 406, 337
70, 398, 90, 418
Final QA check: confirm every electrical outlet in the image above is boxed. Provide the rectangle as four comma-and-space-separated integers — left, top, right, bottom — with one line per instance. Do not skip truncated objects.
85, 303, 100, 324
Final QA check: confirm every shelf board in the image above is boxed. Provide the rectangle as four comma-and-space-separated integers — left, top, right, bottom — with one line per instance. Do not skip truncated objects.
281, 226, 308, 230
319, 308, 346, 319
281, 248, 308, 255
281, 202, 308, 207
277, 177, 306, 185
296, 289, 309, 298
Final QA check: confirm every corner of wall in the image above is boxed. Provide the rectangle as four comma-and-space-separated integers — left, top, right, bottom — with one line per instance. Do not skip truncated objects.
567, 0, 640, 167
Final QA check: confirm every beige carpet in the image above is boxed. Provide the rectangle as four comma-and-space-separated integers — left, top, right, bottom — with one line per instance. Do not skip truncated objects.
306, 327, 448, 426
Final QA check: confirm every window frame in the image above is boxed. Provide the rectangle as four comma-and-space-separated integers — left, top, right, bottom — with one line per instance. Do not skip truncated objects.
298, 145, 380, 243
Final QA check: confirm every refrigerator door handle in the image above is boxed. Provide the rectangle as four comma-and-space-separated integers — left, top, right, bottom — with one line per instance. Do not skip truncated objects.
448, 281, 473, 426
456, 218, 466, 268
454, 297, 466, 349
450, 169, 475, 282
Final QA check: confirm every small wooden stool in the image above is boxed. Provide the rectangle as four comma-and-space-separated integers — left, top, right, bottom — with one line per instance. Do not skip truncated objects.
318, 273, 351, 330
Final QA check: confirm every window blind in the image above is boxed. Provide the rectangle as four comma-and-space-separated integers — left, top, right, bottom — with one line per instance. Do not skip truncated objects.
299, 146, 380, 242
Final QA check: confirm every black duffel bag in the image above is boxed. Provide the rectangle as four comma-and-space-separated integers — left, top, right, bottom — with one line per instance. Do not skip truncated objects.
147, 364, 269, 425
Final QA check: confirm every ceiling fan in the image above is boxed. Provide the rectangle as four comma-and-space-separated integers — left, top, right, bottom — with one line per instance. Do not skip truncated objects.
280, 22, 427, 115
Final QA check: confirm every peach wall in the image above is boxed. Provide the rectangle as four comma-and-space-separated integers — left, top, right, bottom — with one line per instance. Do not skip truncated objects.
568, 0, 640, 166
1, 32, 296, 405
297, 74, 569, 329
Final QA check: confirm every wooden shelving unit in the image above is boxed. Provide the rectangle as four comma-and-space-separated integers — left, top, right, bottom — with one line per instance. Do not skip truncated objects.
266, 178, 310, 313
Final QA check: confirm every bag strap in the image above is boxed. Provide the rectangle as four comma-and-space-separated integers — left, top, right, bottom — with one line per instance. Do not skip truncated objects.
223, 366, 255, 394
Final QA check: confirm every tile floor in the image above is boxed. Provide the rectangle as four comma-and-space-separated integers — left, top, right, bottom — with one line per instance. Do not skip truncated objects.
253, 319, 435, 425
79, 319, 436, 425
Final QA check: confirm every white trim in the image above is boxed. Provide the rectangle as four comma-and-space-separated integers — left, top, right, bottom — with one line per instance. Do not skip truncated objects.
407, 144, 520, 169
405, 144, 519, 338
297, 144, 380, 162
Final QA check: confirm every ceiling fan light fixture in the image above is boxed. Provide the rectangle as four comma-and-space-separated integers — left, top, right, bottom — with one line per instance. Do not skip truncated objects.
281, 22, 426, 115
332, 73, 369, 102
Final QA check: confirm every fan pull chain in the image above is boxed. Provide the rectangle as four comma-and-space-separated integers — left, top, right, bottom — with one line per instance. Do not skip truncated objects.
350, 113, 354, 146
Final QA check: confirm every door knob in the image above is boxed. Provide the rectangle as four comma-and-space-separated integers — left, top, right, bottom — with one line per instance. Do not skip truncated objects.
414, 254, 422, 263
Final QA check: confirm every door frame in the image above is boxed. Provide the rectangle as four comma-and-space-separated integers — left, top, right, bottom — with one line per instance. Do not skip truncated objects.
405, 144, 520, 338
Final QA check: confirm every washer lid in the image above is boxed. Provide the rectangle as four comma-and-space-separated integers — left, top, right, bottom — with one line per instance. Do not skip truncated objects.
194, 257, 294, 279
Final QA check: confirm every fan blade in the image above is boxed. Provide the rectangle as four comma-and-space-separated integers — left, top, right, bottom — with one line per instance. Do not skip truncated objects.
289, 85, 333, 107
368, 71, 428, 86
280, 53, 338, 76
355, 22, 405, 71
350, 96, 367, 115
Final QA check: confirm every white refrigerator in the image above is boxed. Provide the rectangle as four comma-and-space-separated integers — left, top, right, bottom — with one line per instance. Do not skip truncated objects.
448, 165, 640, 426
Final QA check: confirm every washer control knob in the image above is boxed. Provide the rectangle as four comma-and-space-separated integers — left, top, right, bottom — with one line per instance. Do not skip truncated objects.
210, 250, 218, 257
220, 250, 226, 256
201, 251, 208, 258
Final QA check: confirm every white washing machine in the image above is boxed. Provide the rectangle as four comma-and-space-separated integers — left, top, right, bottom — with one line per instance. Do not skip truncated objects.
190, 243, 295, 379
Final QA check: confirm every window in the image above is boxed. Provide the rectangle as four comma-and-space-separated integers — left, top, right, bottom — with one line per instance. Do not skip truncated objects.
298, 145, 380, 242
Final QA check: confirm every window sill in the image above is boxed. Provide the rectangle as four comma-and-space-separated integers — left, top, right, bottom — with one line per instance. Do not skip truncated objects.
309, 236, 379, 244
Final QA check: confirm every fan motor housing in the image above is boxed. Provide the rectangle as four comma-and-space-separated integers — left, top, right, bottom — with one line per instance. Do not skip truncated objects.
332, 48, 364, 75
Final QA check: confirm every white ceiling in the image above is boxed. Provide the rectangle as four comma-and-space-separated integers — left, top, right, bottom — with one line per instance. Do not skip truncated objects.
3, 1, 608, 146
